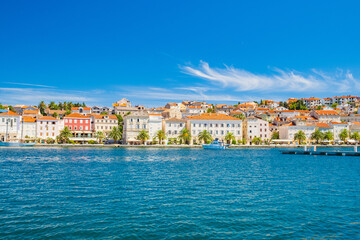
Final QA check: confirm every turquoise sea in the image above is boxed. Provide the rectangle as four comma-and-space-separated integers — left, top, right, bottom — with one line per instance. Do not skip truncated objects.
0, 147, 359, 239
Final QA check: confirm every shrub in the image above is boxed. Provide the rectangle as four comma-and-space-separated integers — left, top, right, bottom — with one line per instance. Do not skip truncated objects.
88, 140, 97, 144
232, 140, 237, 145
46, 138, 55, 144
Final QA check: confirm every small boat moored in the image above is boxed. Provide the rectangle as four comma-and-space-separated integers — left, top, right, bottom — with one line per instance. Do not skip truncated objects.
202, 139, 229, 150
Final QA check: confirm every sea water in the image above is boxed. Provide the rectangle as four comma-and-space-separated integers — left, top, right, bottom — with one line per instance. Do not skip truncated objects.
0, 147, 359, 239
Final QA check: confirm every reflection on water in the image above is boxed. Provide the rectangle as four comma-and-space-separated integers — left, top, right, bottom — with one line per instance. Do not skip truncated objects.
0, 147, 359, 239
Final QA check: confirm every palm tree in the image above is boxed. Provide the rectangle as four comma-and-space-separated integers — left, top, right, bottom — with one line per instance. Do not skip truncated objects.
339, 129, 348, 142
225, 132, 235, 144
323, 131, 334, 142
271, 131, 280, 139
58, 126, 72, 143
178, 128, 191, 145
311, 129, 324, 144
251, 137, 262, 145
137, 130, 150, 144
52, 112, 59, 119
109, 126, 122, 144
96, 131, 105, 144
351, 132, 360, 143
294, 130, 306, 144
198, 130, 213, 144
155, 130, 166, 144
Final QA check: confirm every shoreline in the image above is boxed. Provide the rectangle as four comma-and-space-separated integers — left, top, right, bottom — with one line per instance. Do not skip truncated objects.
8, 144, 358, 149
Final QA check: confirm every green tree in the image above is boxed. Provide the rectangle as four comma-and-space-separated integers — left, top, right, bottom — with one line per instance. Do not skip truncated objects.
49, 101, 58, 110
207, 108, 215, 113
109, 126, 122, 144
233, 114, 245, 120
100, 112, 108, 115
155, 130, 166, 144
137, 130, 150, 144
52, 112, 59, 119
96, 131, 105, 144
351, 132, 360, 142
58, 126, 72, 143
294, 130, 306, 144
198, 130, 213, 144
225, 132, 235, 144
289, 100, 308, 110
178, 128, 192, 145
339, 129, 348, 142
272, 131, 280, 139
331, 103, 338, 108
38, 101, 47, 115
323, 131, 334, 142
251, 137, 262, 145
311, 129, 324, 144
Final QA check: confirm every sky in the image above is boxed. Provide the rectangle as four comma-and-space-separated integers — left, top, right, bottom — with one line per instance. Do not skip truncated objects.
1, 0, 360, 107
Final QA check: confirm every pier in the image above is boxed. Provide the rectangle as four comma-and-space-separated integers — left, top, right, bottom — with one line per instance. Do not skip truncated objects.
281, 145, 360, 156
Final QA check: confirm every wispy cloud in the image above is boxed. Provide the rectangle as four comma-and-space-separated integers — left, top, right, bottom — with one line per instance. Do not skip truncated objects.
0, 87, 99, 105
181, 61, 360, 93
2, 82, 56, 88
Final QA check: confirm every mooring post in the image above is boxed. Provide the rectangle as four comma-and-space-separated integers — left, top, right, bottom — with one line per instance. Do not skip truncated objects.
355, 144, 358, 153
304, 145, 307, 151
314, 145, 317, 152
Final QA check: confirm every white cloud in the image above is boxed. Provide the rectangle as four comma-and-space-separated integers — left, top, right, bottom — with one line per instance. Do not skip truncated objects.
181, 61, 360, 93
2, 82, 56, 88
0, 87, 98, 105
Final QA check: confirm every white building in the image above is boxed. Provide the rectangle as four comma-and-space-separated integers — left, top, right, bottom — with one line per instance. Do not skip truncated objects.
71, 107, 92, 115
243, 117, 270, 142
20, 117, 37, 140
187, 113, 242, 144
329, 122, 349, 141
148, 113, 163, 141
91, 115, 118, 135
279, 122, 316, 143
164, 118, 187, 140
36, 116, 64, 140
0, 111, 21, 141
123, 111, 149, 144
311, 110, 340, 123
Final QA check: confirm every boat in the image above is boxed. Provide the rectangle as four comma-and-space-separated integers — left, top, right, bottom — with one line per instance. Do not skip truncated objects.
0, 141, 36, 147
202, 139, 229, 149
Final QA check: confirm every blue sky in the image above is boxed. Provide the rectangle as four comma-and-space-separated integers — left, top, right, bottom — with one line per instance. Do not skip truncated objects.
1, 0, 360, 107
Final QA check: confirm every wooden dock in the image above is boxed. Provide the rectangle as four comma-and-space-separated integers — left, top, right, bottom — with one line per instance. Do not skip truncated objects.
281, 145, 360, 156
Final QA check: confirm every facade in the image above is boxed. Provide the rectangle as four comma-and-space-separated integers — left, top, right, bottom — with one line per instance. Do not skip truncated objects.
311, 110, 340, 123
0, 111, 21, 141
243, 117, 270, 142
45, 108, 67, 118
20, 117, 37, 140
91, 115, 118, 135
64, 113, 94, 143
187, 113, 242, 144
302, 97, 321, 109
123, 111, 149, 144
329, 122, 349, 141
148, 114, 163, 141
36, 116, 64, 140
113, 98, 143, 116
163, 118, 187, 140
279, 123, 316, 144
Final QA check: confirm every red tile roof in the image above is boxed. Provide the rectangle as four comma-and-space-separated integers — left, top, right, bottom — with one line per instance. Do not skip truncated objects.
315, 110, 339, 116
64, 113, 91, 118
38, 116, 58, 120
316, 123, 331, 128
0, 110, 19, 116
187, 113, 240, 120
22, 116, 36, 122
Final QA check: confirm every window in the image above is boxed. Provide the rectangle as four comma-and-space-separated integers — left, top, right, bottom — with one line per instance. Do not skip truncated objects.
41, 121, 43, 124
69, 119, 72, 123
80, 126, 83, 130
74, 126, 77, 130
74, 120, 77, 123
174, 130, 177, 134
136, 125, 140, 129
221, 124, 224, 127
53, 127, 55, 130
85, 120, 88, 123
180, 123, 183, 127
80, 120, 83, 123
169, 123, 171, 127
85, 126, 88, 130
52, 133, 54, 136
69, 126, 72, 130
210, 124, 212, 127
221, 130, 224, 135
143, 124, 146, 129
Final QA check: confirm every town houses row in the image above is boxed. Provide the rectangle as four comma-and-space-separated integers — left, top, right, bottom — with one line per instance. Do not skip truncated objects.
1, 95, 360, 144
